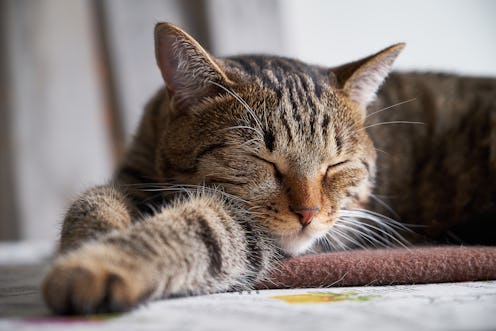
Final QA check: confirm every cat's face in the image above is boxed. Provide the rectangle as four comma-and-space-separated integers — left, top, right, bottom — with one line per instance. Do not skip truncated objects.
154, 23, 403, 256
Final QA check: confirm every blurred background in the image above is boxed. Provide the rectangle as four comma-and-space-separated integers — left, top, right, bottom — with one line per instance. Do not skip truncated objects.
0, 0, 495, 242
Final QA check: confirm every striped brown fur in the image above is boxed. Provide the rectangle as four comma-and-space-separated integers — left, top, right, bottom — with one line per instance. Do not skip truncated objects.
43, 22, 496, 314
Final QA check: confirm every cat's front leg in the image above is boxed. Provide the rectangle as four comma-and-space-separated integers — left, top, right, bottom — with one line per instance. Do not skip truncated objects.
43, 193, 275, 315
59, 185, 135, 253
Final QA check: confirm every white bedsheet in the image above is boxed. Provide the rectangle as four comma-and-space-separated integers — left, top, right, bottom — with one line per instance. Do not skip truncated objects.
1, 241, 495, 331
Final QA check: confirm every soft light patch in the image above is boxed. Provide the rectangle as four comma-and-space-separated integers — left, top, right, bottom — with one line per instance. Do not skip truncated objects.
271, 291, 378, 304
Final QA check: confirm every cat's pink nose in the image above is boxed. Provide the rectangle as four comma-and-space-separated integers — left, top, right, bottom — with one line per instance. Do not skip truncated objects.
291, 207, 320, 227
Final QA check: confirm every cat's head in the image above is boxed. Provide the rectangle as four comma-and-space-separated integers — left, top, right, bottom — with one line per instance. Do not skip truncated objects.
153, 23, 404, 256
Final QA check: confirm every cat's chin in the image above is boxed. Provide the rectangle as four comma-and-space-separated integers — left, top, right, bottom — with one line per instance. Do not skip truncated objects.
277, 232, 317, 257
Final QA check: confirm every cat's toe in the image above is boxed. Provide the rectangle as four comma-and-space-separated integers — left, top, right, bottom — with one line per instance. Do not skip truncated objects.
42, 254, 149, 315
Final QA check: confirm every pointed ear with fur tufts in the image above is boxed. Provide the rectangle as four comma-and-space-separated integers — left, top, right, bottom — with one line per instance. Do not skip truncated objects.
154, 22, 230, 114
331, 43, 405, 108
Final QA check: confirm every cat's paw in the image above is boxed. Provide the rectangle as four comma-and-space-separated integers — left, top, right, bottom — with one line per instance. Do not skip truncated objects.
42, 248, 155, 315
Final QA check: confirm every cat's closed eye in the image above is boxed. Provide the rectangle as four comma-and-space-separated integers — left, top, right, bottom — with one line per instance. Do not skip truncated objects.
252, 155, 283, 179
325, 160, 349, 175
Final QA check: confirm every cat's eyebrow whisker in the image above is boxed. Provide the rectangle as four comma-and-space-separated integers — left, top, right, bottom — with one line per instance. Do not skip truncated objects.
338, 120, 425, 145
374, 147, 391, 157
221, 125, 264, 135
208, 81, 265, 136
361, 121, 425, 131
365, 98, 417, 120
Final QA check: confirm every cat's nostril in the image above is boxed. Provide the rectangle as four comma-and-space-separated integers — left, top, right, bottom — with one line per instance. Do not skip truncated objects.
291, 207, 321, 227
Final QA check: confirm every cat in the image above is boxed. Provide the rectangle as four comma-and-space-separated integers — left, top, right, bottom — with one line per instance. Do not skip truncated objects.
42, 22, 496, 315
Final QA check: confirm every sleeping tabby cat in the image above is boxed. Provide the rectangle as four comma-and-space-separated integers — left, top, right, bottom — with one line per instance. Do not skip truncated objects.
42, 22, 496, 314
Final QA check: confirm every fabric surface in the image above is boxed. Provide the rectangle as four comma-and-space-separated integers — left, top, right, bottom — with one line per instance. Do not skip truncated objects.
1, 242, 496, 330
258, 246, 496, 289
2, 282, 496, 331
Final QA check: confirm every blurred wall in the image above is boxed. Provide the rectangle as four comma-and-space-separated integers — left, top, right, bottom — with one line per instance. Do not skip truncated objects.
0, 0, 494, 241
281, 0, 496, 76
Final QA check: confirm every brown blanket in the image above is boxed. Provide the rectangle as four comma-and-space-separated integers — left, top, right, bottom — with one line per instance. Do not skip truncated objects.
257, 246, 496, 289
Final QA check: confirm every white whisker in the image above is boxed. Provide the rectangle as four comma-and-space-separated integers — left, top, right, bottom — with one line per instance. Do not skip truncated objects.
323, 208, 414, 252
369, 194, 399, 218
374, 147, 391, 157
365, 98, 417, 120
361, 121, 425, 131
209, 81, 265, 136
338, 216, 409, 249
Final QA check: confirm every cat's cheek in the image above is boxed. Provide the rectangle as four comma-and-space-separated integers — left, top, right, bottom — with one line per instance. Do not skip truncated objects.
265, 217, 299, 236
324, 168, 371, 208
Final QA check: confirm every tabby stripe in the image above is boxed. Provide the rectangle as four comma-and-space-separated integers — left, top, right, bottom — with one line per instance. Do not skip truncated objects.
272, 86, 283, 99
300, 75, 317, 109
129, 231, 160, 257
281, 115, 293, 142
251, 56, 269, 71
238, 220, 263, 277
298, 71, 309, 92
294, 75, 309, 108
306, 68, 324, 97
309, 116, 316, 137
263, 129, 275, 152
288, 92, 302, 126
261, 68, 280, 86
195, 216, 223, 276
288, 78, 303, 126
106, 236, 153, 260
155, 228, 190, 271
361, 160, 371, 173
235, 57, 258, 75
142, 226, 165, 249
259, 72, 275, 88
322, 114, 330, 139
159, 228, 188, 260
278, 58, 298, 75
272, 68, 285, 87
335, 134, 343, 154
196, 143, 225, 160
309, 91, 318, 125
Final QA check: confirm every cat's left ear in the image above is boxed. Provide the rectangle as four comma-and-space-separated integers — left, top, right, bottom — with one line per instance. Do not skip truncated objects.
154, 22, 230, 113
331, 43, 405, 107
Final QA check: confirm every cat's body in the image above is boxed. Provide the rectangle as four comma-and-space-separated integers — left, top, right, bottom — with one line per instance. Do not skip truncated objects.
370, 73, 496, 244
42, 23, 496, 315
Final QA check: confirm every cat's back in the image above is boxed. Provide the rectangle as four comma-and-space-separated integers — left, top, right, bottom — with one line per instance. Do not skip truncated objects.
368, 72, 496, 244
376, 72, 496, 131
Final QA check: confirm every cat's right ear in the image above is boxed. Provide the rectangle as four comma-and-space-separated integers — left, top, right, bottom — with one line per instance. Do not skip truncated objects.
330, 43, 405, 108
154, 22, 230, 114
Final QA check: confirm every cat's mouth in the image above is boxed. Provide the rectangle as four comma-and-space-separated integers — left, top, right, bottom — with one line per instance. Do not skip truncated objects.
277, 231, 316, 256
275, 225, 329, 256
